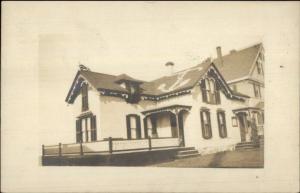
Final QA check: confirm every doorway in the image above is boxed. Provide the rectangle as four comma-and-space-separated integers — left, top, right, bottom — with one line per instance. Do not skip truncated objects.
237, 112, 247, 142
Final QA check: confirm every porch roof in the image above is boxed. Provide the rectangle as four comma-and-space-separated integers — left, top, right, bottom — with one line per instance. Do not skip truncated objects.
232, 106, 264, 113
141, 105, 192, 116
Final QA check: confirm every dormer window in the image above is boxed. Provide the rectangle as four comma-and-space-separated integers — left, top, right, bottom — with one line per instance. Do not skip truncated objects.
200, 78, 221, 104
115, 74, 143, 104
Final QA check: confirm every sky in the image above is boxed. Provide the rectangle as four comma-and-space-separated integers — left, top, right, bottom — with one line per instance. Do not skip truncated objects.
2, 2, 299, 192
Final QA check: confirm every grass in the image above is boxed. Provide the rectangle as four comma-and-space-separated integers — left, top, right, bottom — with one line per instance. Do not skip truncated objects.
150, 148, 264, 168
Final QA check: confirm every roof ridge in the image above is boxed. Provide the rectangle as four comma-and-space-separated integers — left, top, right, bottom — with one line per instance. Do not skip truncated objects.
81, 70, 118, 78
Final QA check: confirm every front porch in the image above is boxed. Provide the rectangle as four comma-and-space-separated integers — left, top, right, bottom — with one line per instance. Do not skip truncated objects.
233, 107, 264, 145
41, 137, 192, 166
141, 104, 191, 147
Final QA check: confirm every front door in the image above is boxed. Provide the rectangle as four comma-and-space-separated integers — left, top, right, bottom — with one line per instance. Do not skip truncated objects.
237, 113, 247, 142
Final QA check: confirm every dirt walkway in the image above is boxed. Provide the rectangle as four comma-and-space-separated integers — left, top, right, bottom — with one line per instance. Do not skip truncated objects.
150, 148, 264, 168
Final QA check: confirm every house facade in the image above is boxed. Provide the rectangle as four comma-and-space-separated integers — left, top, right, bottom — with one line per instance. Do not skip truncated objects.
64, 43, 264, 155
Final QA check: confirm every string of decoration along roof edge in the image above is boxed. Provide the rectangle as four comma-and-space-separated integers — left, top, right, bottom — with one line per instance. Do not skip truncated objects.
141, 105, 192, 116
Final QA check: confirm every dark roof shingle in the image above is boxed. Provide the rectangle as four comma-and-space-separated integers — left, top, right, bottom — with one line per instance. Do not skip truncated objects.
213, 43, 261, 82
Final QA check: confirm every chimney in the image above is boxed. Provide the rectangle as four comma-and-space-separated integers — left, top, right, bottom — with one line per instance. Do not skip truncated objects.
216, 46, 223, 66
230, 49, 236, 54
165, 62, 174, 76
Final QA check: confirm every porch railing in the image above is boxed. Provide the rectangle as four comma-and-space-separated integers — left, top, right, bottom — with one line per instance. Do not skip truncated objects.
42, 137, 180, 157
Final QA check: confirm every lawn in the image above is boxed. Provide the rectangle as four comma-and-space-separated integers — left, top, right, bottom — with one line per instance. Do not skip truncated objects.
150, 148, 264, 168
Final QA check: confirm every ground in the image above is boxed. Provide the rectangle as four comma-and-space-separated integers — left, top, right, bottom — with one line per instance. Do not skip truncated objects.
150, 148, 264, 168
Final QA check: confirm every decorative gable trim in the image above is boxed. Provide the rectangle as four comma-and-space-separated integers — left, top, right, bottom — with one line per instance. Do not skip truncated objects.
249, 43, 264, 76
198, 64, 245, 101
65, 71, 98, 104
98, 88, 129, 99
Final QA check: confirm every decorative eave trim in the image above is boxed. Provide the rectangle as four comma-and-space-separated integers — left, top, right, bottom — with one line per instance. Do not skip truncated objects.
65, 73, 98, 104
98, 88, 129, 99
65, 71, 80, 103
141, 105, 192, 116
232, 107, 264, 113
141, 88, 192, 101
249, 43, 264, 76
199, 64, 246, 102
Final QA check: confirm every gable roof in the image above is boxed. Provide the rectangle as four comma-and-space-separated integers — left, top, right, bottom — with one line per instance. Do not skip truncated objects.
115, 74, 144, 84
141, 60, 212, 95
66, 43, 262, 103
213, 43, 262, 82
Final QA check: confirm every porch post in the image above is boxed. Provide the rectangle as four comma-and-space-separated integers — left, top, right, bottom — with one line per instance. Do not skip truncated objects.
80, 142, 83, 156
148, 136, 152, 150
108, 137, 113, 154
42, 144, 45, 157
173, 110, 182, 147
58, 143, 62, 157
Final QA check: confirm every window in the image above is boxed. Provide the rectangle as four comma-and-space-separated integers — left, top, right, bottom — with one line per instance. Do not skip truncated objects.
126, 114, 141, 139
81, 83, 89, 112
232, 117, 238, 127
200, 78, 221, 104
256, 53, 264, 75
76, 115, 97, 143
256, 61, 262, 74
254, 112, 264, 125
253, 83, 261, 98
217, 111, 227, 138
200, 109, 212, 139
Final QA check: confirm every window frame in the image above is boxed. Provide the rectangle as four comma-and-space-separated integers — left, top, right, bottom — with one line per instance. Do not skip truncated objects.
217, 111, 227, 138
200, 78, 221, 105
200, 109, 212, 139
76, 114, 97, 143
126, 114, 142, 139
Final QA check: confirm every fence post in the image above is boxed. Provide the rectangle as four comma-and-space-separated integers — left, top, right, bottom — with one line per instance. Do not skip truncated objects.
148, 137, 152, 151
42, 144, 45, 156
108, 137, 113, 154
80, 142, 83, 156
58, 143, 62, 157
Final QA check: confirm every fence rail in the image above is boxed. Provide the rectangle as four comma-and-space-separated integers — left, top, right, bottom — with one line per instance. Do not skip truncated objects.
42, 137, 180, 157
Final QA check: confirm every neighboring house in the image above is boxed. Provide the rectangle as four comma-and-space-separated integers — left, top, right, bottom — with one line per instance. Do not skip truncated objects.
213, 43, 265, 143
62, 43, 264, 155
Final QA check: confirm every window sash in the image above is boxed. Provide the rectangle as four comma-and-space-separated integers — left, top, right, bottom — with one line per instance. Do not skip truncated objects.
217, 112, 227, 138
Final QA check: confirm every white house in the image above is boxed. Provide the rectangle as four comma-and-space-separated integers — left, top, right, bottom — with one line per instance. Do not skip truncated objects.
61, 43, 264, 155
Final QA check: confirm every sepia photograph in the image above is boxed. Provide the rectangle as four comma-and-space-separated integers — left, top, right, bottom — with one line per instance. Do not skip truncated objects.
1, 1, 299, 192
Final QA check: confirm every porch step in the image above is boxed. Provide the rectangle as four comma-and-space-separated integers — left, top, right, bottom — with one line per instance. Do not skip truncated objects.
235, 142, 257, 150
177, 147, 196, 151
175, 147, 200, 159
177, 149, 199, 155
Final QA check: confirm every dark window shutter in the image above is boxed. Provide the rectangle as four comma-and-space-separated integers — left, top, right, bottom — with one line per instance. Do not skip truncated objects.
76, 119, 82, 143
200, 80, 207, 103
223, 112, 227, 137
217, 112, 222, 137
143, 117, 148, 138
136, 115, 141, 139
215, 81, 221, 104
207, 111, 212, 138
126, 115, 131, 139
200, 111, 206, 139
91, 115, 97, 141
